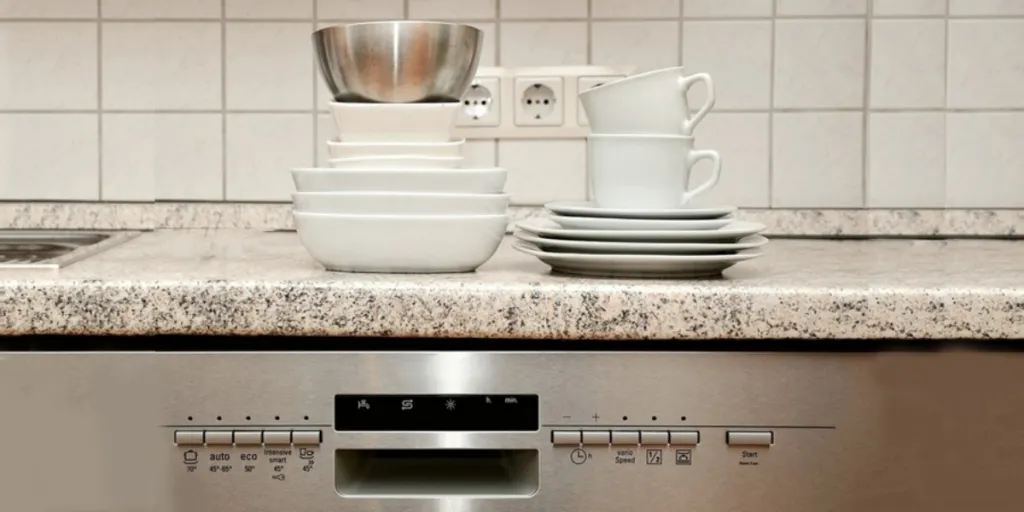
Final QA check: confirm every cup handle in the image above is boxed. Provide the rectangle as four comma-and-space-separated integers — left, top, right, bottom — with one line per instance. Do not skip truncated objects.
681, 149, 721, 205
679, 73, 715, 135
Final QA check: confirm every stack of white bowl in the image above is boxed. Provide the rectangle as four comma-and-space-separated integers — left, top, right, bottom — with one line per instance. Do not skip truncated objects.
512, 66, 767, 278
294, 21, 509, 274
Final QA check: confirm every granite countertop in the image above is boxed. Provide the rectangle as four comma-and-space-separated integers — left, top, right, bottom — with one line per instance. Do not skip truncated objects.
0, 230, 1022, 339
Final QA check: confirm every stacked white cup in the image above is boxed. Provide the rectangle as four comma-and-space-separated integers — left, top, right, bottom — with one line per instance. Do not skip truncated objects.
290, 102, 510, 274
579, 66, 720, 208
510, 66, 767, 278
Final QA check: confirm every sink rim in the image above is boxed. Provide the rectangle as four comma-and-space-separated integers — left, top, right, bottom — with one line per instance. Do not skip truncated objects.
0, 230, 141, 272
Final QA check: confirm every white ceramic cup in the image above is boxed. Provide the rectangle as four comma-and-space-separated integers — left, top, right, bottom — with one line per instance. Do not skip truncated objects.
588, 134, 721, 209
579, 66, 715, 136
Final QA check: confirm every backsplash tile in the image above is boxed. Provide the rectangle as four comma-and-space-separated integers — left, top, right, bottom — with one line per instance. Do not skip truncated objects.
591, 21, 680, 73
101, 0, 220, 19
0, 0, 97, 18
226, 113, 312, 201
947, 20, 1024, 108
872, 0, 946, 16
101, 22, 221, 109
774, 19, 866, 109
409, 0, 495, 19
776, 0, 867, 16
687, 113, 770, 208
500, 140, 586, 205
0, 0, 1021, 214
946, 113, 1024, 208
867, 113, 945, 207
0, 114, 99, 200
683, 0, 773, 17
317, 0, 404, 20
682, 20, 772, 110
772, 112, 864, 208
102, 114, 223, 201
500, 0, 587, 19
500, 22, 588, 66
0, 22, 97, 109
869, 19, 945, 109
592, 0, 680, 18
225, 22, 314, 110
225, 0, 313, 19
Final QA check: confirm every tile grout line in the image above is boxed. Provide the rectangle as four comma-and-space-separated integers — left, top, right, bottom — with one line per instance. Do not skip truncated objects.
943, 0, 950, 205
586, 0, 593, 63
312, 0, 320, 168
12, 14, 1024, 22
220, 0, 227, 201
767, 0, 777, 207
96, 0, 103, 200
494, 0, 500, 168
861, 0, 872, 208
403, 0, 410, 19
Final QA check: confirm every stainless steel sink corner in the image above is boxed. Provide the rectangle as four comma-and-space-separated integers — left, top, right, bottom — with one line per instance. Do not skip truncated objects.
0, 231, 140, 273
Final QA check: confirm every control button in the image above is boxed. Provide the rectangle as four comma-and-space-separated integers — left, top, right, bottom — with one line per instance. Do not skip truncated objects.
610, 431, 640, 445
726, 431, 773, 446
263, 431, 292, 445
174, 431, 203, 445
641, 431, 669, 445
292, 431, 322, 445
670, 431, 700, 445
551, 430, 581, 445
233, 431, 262, 446
204, 431, 233, 445
581, 431, 610, 445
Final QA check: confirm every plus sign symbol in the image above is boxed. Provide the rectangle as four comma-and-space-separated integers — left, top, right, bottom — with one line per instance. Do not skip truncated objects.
591, 413, 600, 422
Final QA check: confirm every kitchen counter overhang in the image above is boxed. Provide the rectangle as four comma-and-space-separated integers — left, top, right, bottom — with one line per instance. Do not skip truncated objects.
0, 230, 1021, 339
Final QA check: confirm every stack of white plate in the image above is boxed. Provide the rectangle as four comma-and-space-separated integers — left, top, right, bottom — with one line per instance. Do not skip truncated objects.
291, 102, 509, 274
513, 202, 767, 278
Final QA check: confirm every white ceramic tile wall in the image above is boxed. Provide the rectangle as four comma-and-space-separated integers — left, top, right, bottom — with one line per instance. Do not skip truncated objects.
0, 0, 1023, 209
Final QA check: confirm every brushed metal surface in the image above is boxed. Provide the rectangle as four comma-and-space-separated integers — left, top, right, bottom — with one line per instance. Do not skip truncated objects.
314, 21, 483, 103
1, 350, 1023, 512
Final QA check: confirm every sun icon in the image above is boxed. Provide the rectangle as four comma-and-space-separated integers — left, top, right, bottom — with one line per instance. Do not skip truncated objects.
445, 399, 457, 411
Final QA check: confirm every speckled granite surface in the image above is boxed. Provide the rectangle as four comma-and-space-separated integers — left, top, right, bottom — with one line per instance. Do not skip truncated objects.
2, 202, 1023, 236
1, 230, 1022, 338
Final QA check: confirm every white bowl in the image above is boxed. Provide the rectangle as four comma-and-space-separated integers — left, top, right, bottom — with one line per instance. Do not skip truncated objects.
293, 192, 509, 215
291, 167, 507, 194
294, 212, 509, 273
328, 155, 463, 169
327, 139, 465, 159
328, 102, 459, 143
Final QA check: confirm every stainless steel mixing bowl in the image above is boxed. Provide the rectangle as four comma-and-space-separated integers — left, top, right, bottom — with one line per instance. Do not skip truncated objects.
314, 21, 484, 103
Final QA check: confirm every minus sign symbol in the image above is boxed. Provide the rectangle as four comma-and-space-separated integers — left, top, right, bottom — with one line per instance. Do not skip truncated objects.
562, 415, 572, 419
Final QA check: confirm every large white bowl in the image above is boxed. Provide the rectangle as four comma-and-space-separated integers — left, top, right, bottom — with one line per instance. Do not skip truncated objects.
328, 102, 459, 143
328, 155, 463, 169
327, 139, 465, 159
291, 167, 507, 194
294, 212, 509, 273
293, 192, 509, 215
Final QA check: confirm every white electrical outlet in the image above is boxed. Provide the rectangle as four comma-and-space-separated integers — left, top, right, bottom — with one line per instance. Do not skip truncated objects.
456, 77, 501, 127
451, 66, 635, 140
577, 75, 625, 127
514, 76, 564, 127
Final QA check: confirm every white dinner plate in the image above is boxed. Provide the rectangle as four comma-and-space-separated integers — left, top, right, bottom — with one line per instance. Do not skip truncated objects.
550, 214, 731, 231
514, 232, 768, 255
546, 201, 736, 220
516, 218, 765, 242
513, 242, 762, 278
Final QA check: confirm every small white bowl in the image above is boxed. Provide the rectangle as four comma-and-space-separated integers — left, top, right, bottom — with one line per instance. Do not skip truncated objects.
328, 155, 463, 169
327, 139, 465, 159
294, 212, 509, 273
291, 167, 507, 194
328, 102, 459, 143
293, 192, 509, 215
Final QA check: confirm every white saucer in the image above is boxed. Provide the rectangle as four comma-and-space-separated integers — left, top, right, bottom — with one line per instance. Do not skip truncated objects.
516, 218, 766, 242
514, 242, 762, 278
515, 232, 769, 255
550, 214, 731, 231
546, 201, 736, 220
